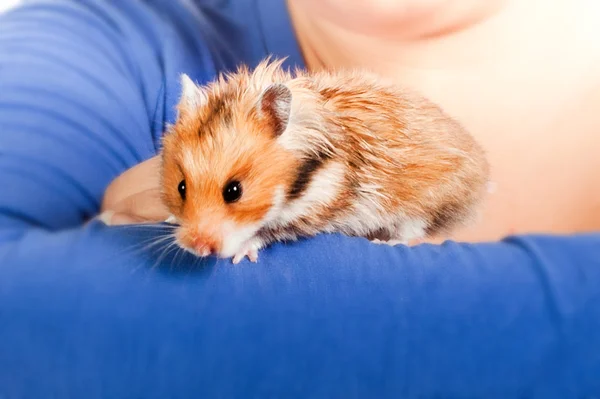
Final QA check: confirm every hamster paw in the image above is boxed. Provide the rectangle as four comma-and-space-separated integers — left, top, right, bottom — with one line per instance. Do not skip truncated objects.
231, 242, 260, 264
370, 238, 427, 246
370, 238, 408, 246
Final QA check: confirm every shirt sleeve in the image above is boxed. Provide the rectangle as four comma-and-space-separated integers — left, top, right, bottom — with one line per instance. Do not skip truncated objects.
0, 0, 219, 233
0, 1, 599, 398
1, 224, 600, 398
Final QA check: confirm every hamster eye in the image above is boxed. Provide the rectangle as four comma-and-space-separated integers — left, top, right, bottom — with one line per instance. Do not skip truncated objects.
177, 180, 186, 200
223, 180, 242, 203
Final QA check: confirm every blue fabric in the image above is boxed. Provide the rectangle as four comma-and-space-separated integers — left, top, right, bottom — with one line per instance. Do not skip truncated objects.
0, 1, 599, 397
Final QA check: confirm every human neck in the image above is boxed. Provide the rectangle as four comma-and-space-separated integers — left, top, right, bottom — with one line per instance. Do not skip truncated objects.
287, 0, 507, 74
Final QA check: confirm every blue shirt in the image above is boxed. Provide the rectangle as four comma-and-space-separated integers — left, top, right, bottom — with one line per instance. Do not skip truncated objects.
0, 1, 599, 397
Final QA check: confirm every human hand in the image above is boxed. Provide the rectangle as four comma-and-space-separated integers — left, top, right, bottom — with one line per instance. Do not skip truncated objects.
98, 155, 171, 225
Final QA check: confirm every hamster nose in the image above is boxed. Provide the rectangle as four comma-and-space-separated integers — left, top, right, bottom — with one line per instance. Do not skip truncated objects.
192, 237, 215, 257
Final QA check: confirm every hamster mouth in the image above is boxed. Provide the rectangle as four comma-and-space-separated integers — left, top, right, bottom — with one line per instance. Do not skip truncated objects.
175, 238, 214, 258
172, 220, 261, 260
173, 225, 219, 258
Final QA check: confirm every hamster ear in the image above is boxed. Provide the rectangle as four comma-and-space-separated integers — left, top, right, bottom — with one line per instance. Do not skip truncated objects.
178, 74, 207, 112
257, 83, 292, 137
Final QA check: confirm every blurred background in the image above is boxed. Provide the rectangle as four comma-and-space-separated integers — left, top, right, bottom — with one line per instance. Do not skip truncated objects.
0, 0, 20, 13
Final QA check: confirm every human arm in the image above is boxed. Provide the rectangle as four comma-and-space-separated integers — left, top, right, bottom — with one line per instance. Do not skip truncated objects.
1, 225, 600, 398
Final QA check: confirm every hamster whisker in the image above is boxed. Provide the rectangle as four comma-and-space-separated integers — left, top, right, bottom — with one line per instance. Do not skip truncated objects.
150, 239, 181, 271
114, 223, 178, 230
117, 230, 177, 260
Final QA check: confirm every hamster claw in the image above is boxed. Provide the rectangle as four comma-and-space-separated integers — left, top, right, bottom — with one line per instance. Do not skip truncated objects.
232, 246, 259, 264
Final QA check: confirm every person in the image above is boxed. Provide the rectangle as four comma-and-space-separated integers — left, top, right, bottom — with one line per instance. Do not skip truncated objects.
0, 0, 599, 397
102, 0, 600, 241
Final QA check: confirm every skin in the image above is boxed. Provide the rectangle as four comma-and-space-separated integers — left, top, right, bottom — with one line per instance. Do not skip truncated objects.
101, 0, 600, 243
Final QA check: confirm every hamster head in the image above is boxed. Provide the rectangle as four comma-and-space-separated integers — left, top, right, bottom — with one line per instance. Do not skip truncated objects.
160, 72, 298, 259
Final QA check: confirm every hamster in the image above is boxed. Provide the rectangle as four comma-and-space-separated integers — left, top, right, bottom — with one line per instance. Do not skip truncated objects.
160, 58, 490, 264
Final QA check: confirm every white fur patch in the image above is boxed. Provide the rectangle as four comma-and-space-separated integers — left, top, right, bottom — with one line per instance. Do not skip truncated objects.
219, 221, 261, 258
342, 193, 427, 243
341, 192, 388, 237
182, 146, 208, 180
263, 186, 286, 224
273, 161, 345, 226
180, 74, 207, 109
398, 218, 427, 242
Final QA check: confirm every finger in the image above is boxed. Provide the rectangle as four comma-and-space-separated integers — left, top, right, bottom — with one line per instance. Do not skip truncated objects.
110, 188, 170, 223
96, 210, 145, 226
102, 155, 162, 211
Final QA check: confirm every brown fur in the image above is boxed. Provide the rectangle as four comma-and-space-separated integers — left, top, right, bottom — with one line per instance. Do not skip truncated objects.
161, 58, 490, 256
306, 72, 488, 227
